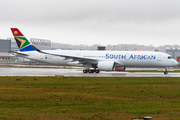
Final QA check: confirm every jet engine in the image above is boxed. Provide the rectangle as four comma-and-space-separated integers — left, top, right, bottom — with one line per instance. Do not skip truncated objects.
97, 61, 115, 71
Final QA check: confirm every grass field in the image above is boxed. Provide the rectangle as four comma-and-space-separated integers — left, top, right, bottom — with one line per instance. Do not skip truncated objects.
0, 77, 180, 120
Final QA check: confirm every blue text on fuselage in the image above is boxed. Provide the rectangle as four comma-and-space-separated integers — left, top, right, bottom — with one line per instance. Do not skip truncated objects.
106, 53, 156, 60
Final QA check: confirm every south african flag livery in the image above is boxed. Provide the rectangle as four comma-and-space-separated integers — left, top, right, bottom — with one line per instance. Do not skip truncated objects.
11, 28, 41, 52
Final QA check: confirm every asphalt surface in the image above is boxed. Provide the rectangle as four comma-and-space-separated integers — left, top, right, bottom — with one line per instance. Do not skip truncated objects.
0, 68, 179, 77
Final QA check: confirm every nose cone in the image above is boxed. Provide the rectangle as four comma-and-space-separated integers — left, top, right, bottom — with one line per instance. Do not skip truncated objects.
173, 60, 179, 66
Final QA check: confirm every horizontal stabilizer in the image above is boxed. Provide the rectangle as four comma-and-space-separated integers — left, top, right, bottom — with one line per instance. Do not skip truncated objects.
9, 51, 29, 56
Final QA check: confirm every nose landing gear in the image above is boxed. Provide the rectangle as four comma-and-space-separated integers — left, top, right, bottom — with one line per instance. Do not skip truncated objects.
164, 71, 168, 75
164, 67, 168, 75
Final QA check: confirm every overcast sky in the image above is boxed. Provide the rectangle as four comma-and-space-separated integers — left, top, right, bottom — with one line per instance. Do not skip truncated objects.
0, 0, 180, 47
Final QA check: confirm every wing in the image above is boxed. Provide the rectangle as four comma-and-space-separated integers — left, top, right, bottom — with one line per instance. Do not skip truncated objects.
38, 51, 98, 67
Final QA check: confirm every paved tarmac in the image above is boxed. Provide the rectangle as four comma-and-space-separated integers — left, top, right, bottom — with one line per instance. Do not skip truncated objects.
0, 68, 180, 77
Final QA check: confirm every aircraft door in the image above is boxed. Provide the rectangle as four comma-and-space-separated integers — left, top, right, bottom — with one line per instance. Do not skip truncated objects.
157, 54, 161, 61
40, 54, 44, 59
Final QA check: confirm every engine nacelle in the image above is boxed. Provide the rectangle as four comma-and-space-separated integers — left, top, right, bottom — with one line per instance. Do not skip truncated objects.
97, 61, 115, 71
114, 67, 126, 71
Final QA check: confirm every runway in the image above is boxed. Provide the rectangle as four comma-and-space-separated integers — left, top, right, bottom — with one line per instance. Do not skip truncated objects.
0, 67, 180, 77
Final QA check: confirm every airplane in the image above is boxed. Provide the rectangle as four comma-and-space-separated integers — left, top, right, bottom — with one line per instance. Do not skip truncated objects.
10, 28, 178, 74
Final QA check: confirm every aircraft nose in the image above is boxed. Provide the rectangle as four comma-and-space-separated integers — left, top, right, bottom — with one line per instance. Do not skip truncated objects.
173, 60, 179, 66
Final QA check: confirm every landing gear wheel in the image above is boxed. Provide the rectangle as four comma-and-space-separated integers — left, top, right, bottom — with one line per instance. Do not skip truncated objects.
83, 70, 87, 73
164, 71, 168, 75
83, 69, 99, 73
95, 70, 100, 73
88, 70, 94, 73
164, 67, 168, 75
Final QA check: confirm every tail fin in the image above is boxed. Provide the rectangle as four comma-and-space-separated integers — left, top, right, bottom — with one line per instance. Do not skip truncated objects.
10, 28, 41, 52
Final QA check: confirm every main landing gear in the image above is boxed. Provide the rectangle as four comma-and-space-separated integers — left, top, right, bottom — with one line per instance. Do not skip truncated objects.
164, 67, 168, 75
83, 69, 100, 73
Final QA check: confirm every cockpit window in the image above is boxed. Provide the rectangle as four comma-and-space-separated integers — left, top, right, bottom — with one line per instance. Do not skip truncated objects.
168, 56, 173, 59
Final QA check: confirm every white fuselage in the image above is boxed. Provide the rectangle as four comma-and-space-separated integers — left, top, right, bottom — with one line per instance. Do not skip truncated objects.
19, 50, 178, 68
